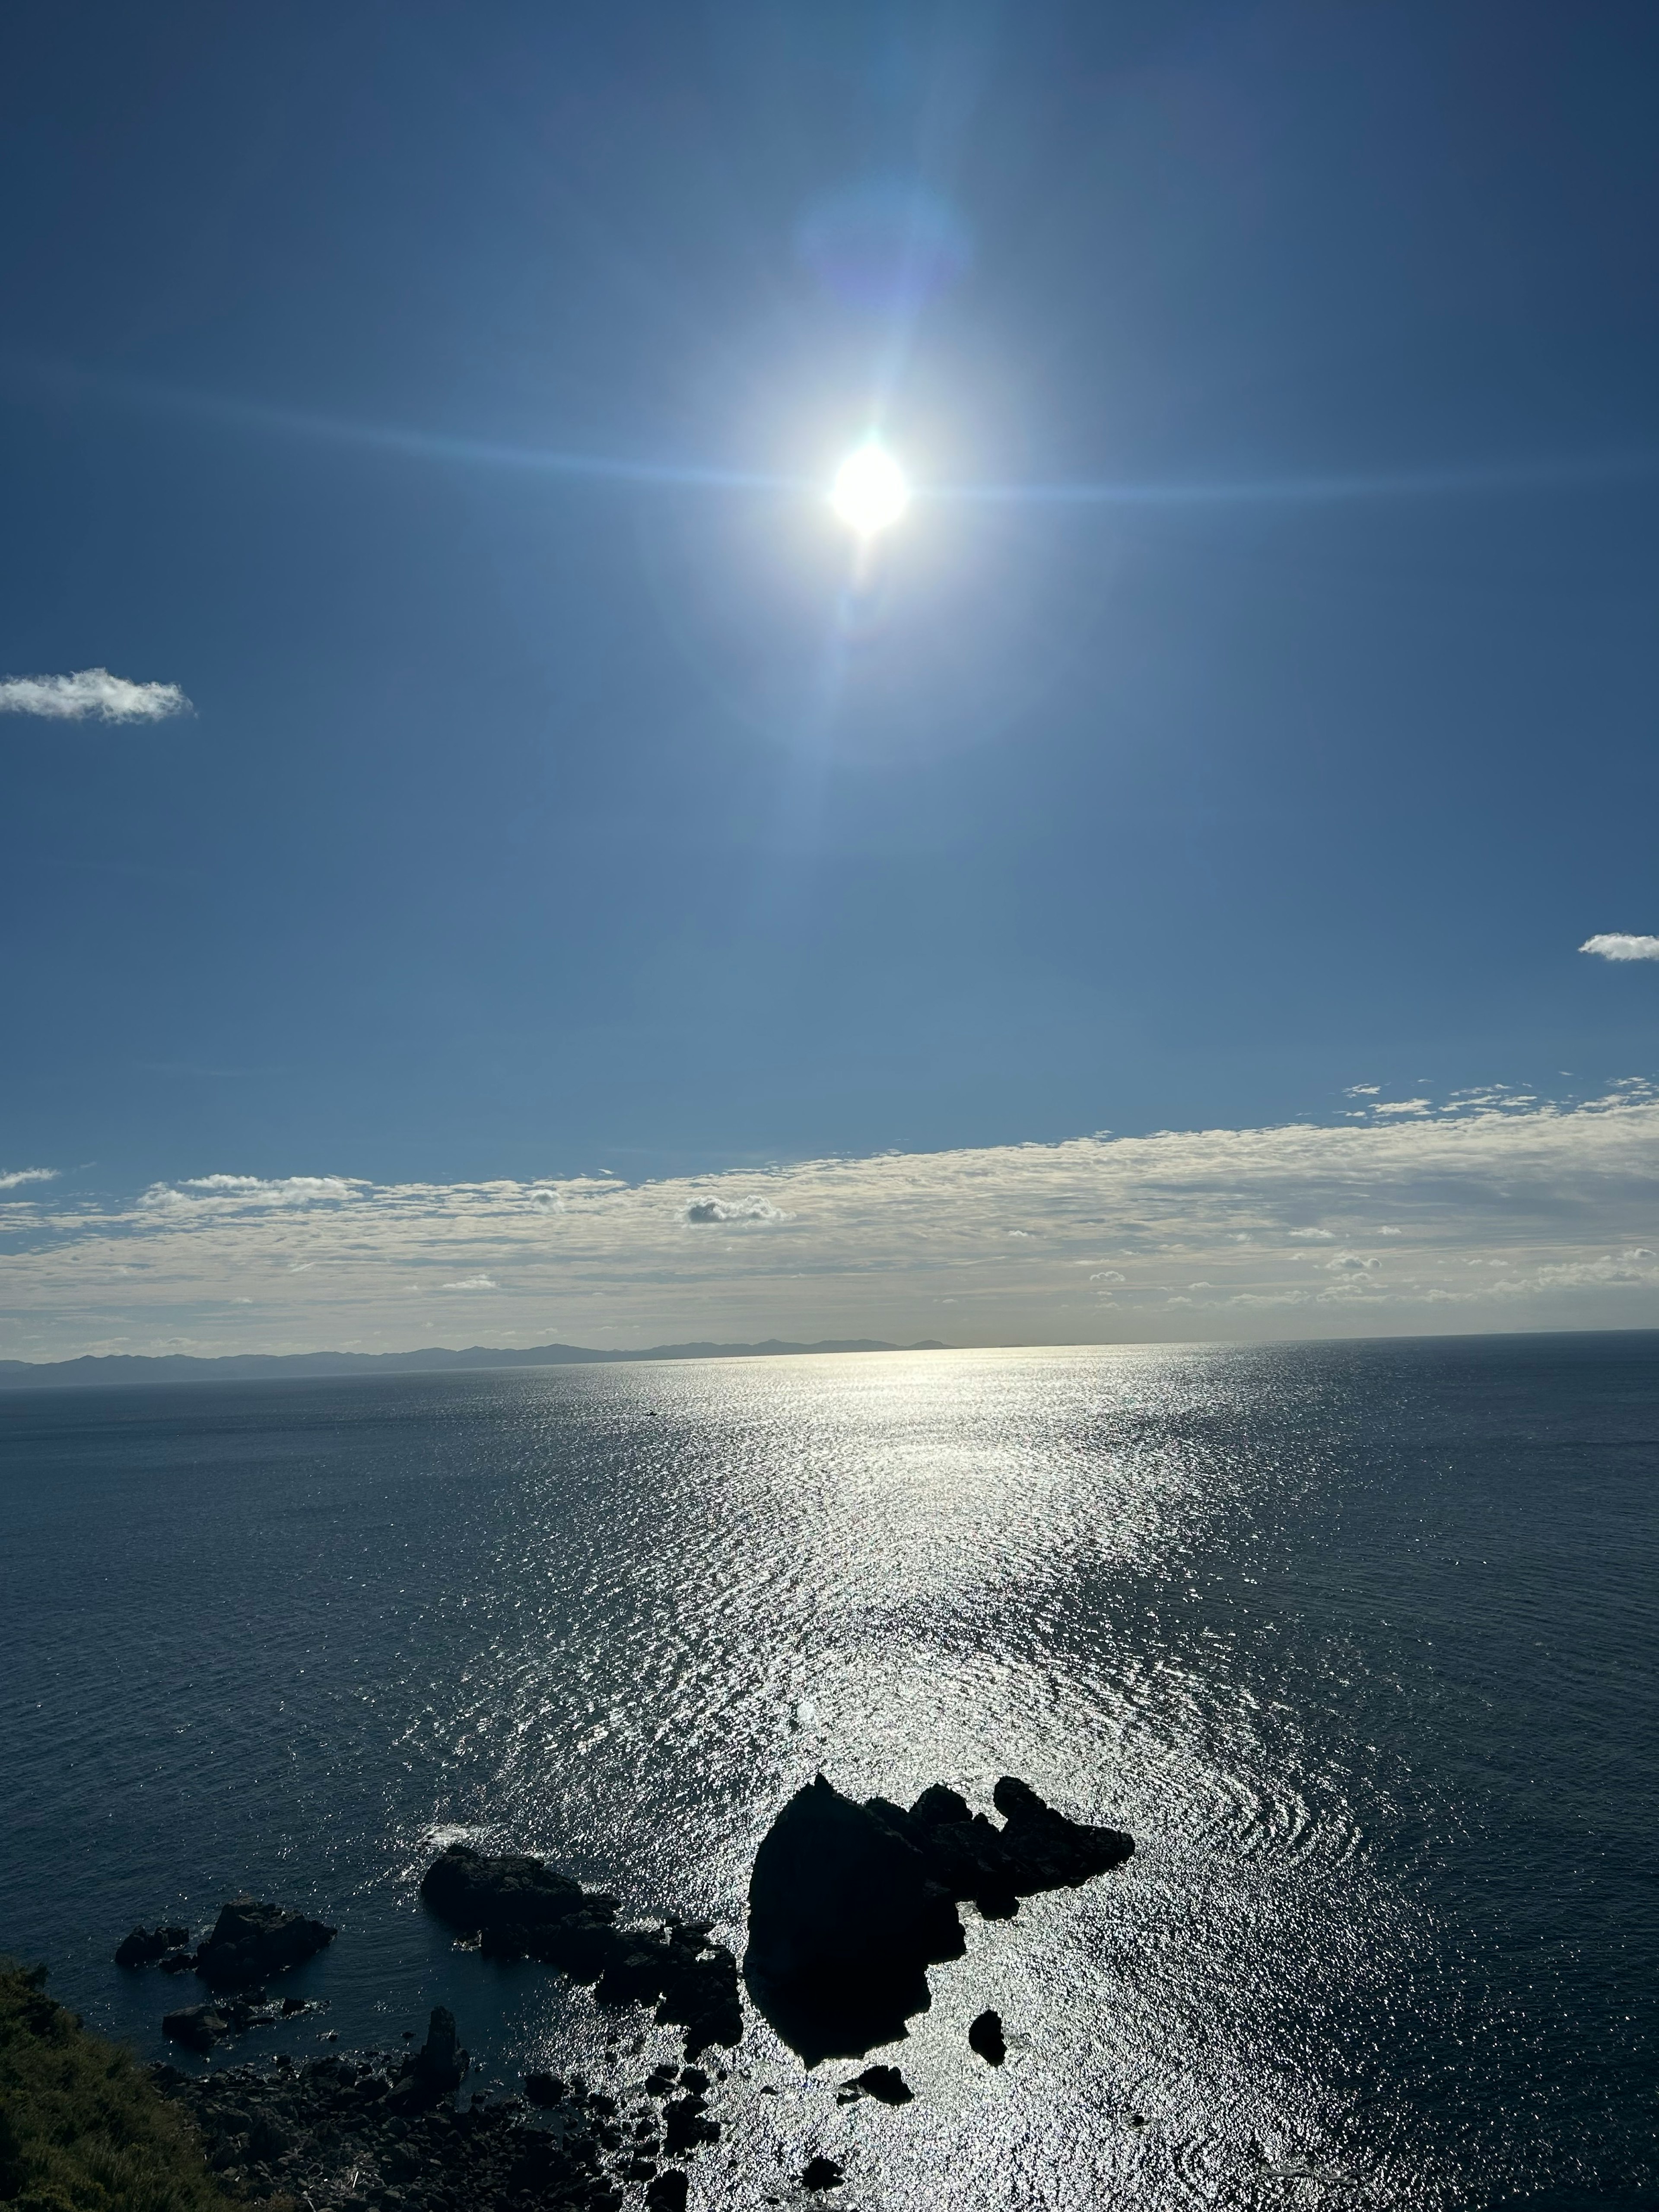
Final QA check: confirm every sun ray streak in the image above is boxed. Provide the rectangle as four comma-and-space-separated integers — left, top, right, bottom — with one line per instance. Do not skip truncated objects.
927, 448, 1659, 510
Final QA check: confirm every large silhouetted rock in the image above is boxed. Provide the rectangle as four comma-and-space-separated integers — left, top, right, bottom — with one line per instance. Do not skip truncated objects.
742, 1775, 964, 2064
744, 1773, 1131, 2064
194, 1898, 336, 1988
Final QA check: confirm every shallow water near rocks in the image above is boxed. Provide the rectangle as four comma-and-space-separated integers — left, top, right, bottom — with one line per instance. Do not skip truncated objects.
2, 1335, 1655, 2209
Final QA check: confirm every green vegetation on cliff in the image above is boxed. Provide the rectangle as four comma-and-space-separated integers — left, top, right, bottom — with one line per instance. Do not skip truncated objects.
0, 1962, 273, 2212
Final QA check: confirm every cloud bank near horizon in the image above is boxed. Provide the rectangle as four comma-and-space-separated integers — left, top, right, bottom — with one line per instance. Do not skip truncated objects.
4, 1084, 1659, 1362
0, 667, 192, 722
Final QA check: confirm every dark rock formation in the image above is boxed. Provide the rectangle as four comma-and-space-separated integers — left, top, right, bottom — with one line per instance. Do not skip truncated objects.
388, 2006, 469, 2111
645, 2172, 689, 2211
969, 2008, 1006, 2065
849, 2063, 913, 2104
801, 2154, 846, 2190
660, 2088, 719, 2157
193, 1897, 336, 1987
114, 1923, 189, 1968
161, 2002, 231, 2051
422, 1844, 601, 1933
420, 1844, 742, 2061
744, 1772, 1131, 2064
160, 1985, 324, 2051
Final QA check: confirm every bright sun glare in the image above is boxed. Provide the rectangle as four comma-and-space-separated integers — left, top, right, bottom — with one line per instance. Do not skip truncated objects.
831, 444, 910, 535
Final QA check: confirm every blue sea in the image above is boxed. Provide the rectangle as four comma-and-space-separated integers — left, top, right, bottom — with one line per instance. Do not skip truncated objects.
2, 1336, 1655, 2209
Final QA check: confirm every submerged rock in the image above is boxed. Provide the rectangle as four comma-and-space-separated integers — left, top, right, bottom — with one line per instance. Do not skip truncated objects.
194, 1897, 336, 1987
801, 2154, 846, 2190
968, 2008, 1006, 2066
744, 1773, 1131, 2064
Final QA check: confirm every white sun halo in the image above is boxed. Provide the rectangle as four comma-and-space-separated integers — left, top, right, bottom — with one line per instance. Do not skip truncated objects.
831, 444, 909, 535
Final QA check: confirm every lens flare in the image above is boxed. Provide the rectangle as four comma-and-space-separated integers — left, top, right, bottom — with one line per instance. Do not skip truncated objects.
832, 445, 910, 536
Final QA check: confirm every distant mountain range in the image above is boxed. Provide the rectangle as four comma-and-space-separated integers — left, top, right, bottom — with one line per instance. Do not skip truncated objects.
0, 1338, 949, 1390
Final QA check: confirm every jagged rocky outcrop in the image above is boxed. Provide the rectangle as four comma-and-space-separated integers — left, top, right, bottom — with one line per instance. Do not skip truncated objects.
387, 2006, 470, 2111
128, 1898, 337, 1987
420, 1843, 742, 2061
744, 1773, 1131, 2063
194, 1897, 337, 1987
114, 1923, 189, 1968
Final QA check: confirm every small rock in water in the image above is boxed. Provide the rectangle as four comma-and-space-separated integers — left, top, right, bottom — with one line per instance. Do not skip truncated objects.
968, 2009, 1006, 2065
645, 2171, 690, 2211
522, 2069, 565, 2106
850, 2063, 913, 2104
801, 2153, 845, 2190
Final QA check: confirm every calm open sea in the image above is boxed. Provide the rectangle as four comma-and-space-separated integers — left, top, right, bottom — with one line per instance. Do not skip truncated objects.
1, 1337, 1655, 2209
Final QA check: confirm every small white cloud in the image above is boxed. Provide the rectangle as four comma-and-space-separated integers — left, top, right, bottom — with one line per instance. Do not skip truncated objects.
1089, 1269, 1125, 1283
1326, 1250, 1381, 1272
0, 1166, 57, 1190
1580, 934, 1659, 962
682, 1194, 789, 1225
443, 1273, 497, 1290
1372, 1100, 1432, 1117
1288, 1227, 1335, 1242
1379, 1226, 1403, 1236
0, 667, 192, 722
1344, 1084, 1382, 1096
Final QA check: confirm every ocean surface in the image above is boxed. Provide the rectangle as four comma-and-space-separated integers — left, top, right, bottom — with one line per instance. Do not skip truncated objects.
1, 1336, 1655, 2209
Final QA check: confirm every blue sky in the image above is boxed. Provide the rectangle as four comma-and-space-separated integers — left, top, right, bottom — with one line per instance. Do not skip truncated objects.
3, 1, 1659, 1355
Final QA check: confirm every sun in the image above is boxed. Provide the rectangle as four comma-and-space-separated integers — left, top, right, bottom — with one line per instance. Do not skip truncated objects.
831, 443, 910, 536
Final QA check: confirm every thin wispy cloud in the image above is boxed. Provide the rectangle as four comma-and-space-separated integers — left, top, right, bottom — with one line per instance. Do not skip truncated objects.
0, 667, 192, 723
1581, 933, 1659, 962
0, 1167, 57, 1191
4, 1085, 1659, 1361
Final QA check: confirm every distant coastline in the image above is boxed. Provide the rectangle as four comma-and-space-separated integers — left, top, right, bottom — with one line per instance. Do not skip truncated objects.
0, 1337, 950, 1392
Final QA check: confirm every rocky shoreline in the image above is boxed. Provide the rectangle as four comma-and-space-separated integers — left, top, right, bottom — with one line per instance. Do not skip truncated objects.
154, 2030, 725, 2212
116, 1771, 1133, 2207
